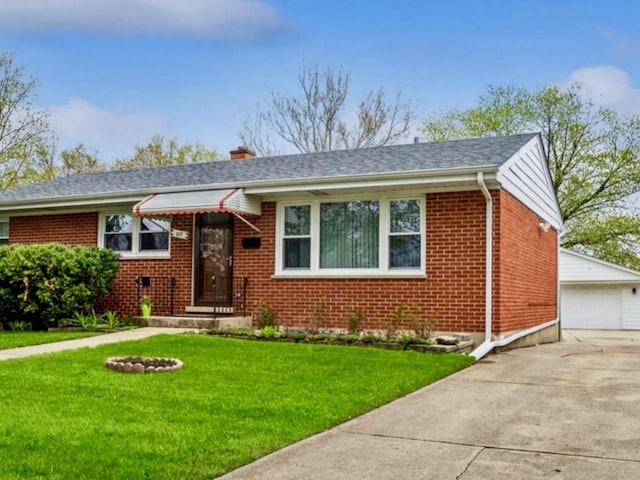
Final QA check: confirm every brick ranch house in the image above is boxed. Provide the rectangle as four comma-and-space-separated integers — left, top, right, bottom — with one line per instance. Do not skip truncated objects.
0, 133, 562, 357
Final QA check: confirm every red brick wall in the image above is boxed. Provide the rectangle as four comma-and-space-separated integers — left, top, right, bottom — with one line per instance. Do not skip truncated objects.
493, 189, 557, 332
234, 192, 490, 333
7, 189, 558, 332
9, 212, 195, 317
10, 213, 99, 245
100, 215, 194, 316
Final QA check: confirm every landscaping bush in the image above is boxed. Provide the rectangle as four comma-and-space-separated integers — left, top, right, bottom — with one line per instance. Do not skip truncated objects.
0, 244, 119, 330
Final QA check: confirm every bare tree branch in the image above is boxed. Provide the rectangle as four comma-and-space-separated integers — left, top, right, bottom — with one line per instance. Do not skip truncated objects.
239, 65, 413, 154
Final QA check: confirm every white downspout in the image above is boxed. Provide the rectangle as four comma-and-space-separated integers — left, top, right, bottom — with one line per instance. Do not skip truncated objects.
470, 175, 560, 360
471, 173, 493, 359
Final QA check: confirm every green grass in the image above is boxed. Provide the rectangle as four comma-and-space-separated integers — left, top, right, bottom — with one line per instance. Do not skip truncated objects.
0, 334, 474, 480
0, 331, 103, 350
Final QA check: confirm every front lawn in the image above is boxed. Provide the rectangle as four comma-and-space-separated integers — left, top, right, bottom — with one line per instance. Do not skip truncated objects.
0, 331, 103, 350
0, 334, 474, 479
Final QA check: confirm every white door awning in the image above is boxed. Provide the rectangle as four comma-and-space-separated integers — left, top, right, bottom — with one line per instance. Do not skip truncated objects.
133, 188, 261, 217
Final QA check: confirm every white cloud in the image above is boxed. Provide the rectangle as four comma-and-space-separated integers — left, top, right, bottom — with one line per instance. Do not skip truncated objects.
559, 65, 640, 115
0, 0, 289, 40
49, 97, 165, 159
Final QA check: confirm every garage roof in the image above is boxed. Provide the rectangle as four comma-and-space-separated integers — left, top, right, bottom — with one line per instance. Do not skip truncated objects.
560, 249, 640, 284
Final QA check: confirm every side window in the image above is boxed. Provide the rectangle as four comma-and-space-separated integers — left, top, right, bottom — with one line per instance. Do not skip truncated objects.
0, 221, 8, 245
101, 213, 170, 256
389, 199, 421, 268
283, 205, 311, 268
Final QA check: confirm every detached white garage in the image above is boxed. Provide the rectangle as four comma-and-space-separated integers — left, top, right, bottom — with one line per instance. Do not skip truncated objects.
560, 249, 640, 330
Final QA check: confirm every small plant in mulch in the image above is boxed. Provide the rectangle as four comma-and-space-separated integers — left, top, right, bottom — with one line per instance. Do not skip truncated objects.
7, 320, 33, 332
255, 300, 278, 328
346, 302, 365, 335
310, 296, 330, 333
55, 310, 134, 332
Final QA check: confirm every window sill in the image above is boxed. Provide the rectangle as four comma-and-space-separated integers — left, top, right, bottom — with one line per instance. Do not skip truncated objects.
116, 252, 171, 261
272, 271, 427, 280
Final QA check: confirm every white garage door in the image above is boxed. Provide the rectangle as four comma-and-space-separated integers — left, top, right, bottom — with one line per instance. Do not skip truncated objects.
561, 286, 622, 329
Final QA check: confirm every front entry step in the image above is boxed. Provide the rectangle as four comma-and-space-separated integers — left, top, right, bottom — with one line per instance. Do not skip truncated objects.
185, 305, 234, 315
133, 316, 252, 329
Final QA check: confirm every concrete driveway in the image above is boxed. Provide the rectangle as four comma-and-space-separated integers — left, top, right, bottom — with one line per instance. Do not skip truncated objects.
218, 330, 640, 479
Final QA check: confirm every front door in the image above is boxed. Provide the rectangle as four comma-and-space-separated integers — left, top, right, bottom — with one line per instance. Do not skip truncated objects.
194, 213, 233, 306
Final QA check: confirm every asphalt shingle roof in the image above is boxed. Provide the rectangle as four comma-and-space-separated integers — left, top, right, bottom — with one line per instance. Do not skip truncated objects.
0, 133, 538, 203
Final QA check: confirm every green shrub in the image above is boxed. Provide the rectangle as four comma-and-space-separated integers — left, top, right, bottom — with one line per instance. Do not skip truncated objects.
255, 300, 278, 328
0, 244, 119, 330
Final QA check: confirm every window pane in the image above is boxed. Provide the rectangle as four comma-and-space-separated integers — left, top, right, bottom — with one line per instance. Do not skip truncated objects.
320, 201, 379, 268
105, 233, 132, 252
0, 221, 8, 238
104, 215, 133, 252
140, 232, 169, 251
140, 217, 170, 232
139, 217, 170, 251
390, 199, 420, 233
284, 238, 310, 268
284, 205, 310, 236
389, 235, 421, 268
105, 215, 133, 233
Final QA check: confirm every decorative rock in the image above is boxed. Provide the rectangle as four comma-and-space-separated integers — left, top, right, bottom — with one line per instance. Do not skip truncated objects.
104, 356, 183, 374
436, 335, 460, 345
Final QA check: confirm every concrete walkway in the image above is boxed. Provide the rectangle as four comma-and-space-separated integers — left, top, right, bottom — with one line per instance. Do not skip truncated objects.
218, 330, 640, 480
0, 327, 197, 361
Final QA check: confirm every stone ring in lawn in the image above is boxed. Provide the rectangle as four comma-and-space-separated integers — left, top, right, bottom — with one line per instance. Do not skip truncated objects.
104, 356, 183, 373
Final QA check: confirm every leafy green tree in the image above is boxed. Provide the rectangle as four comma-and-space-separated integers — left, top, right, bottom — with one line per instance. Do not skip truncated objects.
240, 65, 413, 156
421, 84, 640, 268
60, 143, 105, 176
112, 134, 219, 170
31, 142, 106, 182
0, 52, 52, 190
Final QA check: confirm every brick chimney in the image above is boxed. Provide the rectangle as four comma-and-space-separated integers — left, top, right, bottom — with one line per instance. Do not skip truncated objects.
230, 146, 256, 160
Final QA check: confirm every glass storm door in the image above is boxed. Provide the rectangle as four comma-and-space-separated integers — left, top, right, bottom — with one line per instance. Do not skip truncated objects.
194, 213, 233, 306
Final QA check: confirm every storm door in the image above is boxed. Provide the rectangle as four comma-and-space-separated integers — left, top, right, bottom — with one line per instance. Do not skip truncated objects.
194, 213, 233, 306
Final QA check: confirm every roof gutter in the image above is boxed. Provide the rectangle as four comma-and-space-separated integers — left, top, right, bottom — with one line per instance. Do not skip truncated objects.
0, 166, 500, 212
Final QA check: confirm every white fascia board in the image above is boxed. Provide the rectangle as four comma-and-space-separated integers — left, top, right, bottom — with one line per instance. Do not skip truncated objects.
0, 194, 148, 214
245, 169, 499, 195
0, 166, 500, 213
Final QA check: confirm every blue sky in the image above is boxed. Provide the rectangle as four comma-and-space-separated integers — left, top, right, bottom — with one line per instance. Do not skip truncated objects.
0, 0, 638, 161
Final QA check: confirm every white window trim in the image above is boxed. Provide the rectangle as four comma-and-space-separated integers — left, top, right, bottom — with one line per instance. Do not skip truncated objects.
274, 195, 426, 278
0, 217, 8, 244
98, 211, 171, 260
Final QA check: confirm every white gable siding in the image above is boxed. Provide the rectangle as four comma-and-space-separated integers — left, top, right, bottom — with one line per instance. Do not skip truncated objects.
496, 136, 562, 230
560, 249, 640, 284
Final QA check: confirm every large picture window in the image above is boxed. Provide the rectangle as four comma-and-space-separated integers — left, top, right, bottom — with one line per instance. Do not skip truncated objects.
278, 196, 424, 276
100, 213, 170, 256
320, 201, 379, 269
